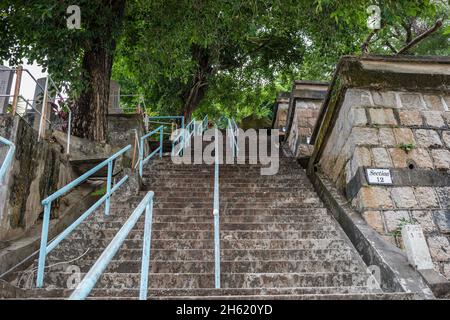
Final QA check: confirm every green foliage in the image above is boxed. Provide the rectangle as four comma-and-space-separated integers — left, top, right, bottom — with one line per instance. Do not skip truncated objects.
389, 217, 417, 238
398, 143, 416, 153
113, 0, 449, 121
1, 0, 448, 125
91, 185, 107, 197
0, 1, 126, 99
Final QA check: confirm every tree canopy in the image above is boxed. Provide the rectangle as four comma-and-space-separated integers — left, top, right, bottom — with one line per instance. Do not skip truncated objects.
1, 1, 449, 140
113, 0, 450, 122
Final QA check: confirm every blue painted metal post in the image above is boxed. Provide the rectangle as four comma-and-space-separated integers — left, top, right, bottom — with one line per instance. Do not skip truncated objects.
36, 202, 51, 287
213, 128, 221, 289
159, 127, 163, 158
105, 161, 113, 216
0, 137, 16, 183
214, 212, 220, 289
139, 195, 154, 300
139, 136, 144, 177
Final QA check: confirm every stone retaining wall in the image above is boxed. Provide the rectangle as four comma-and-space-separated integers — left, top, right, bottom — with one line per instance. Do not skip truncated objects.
285, 81, 328, 159
0, 115, 77, 241
309, 55, 450, 280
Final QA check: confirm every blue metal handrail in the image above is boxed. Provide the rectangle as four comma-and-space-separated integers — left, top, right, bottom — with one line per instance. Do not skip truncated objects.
172, 130, 185, 157
0, 136, 15, 183
139, 126, 164, 177
227, 119, 239, 158
201, 115, 208, 134
36, 145, 132, 288
147, 116, 185, 132
172, 117, 198, 157
184, 118, 196, 148
69, 191, 155, 300
213, 128, 221, 289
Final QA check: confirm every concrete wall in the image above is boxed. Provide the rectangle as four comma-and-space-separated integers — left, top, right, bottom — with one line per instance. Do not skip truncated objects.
0, 115, 77, 241
310, 56, 450, 281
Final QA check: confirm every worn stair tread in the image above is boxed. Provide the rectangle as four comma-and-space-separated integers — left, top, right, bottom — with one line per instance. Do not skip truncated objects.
8, 148, 383, 299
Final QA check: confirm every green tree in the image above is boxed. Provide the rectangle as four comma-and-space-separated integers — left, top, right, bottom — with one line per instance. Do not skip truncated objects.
114, 0, 448, 121
1, 0, 126, 141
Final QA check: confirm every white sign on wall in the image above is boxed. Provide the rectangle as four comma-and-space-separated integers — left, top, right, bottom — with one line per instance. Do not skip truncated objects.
366, 168, 393, 185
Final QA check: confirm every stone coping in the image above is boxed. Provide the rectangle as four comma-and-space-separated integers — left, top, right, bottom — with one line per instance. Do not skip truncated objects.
284, 81, 329, 142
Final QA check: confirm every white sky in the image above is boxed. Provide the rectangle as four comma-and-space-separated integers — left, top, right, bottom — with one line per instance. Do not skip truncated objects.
3, 59, 48, 102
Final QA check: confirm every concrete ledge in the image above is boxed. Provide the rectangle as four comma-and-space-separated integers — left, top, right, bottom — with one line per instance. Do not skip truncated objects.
0, 184, 99, 278
0, 279, 27, 298
418, 269, 450, 298
307, 171, 435, 299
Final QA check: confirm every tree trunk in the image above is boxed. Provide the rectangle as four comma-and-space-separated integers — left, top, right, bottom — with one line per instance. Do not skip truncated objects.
71, 48, 113, 142
182, 45, 213, 120
71, 0, 126, 142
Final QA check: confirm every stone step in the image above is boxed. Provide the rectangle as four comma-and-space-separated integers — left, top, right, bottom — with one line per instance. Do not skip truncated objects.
147, 191, 318, 199
68, 229, 340, 241
57, 238, 349, 251
148, 292, 415, 301
142, 173, 308, 184
40, 272, 372, 289
104, 207, 329, 216
26, 286, 382, 299
144, 165, 304, 172
117, 194, 320, 203
107, 203, 325, 211
45, 248, 355, 262
142, 187, 313, 193
14, 292, 414, 300
142, 171, 304, 178
77, 222, 336, 232
20, 259, 366, 276
86, 214, 334, 224
143, 182, 313, 188
150, 202, 323, 209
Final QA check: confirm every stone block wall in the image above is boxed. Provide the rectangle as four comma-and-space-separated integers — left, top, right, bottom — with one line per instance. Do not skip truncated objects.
272, 93, 289, 132
287, 99, 323, 158
311, 56, 450, 280
285, 81, 328, 159
0, 115, 77, 241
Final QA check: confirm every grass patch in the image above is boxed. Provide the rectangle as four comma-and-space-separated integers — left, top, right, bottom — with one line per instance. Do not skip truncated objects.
91, 185, 107, 197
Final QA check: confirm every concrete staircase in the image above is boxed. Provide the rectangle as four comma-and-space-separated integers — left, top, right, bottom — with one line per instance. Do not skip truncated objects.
4, 138, 413, 299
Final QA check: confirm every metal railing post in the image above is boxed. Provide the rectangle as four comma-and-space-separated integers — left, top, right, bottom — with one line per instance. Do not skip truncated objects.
139, 136, 144, 177
213, 127, 221, 289
11, 66, 23, 115
160, 127, 163, 158
67, 111, 72, 155
139, 194, 154, 300
38, 77, 50, 142
36, 201, 51, 287
105, 161, 113, 215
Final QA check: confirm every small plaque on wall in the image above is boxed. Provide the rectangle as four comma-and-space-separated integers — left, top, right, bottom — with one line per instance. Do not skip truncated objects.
366, 168, 393, 185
